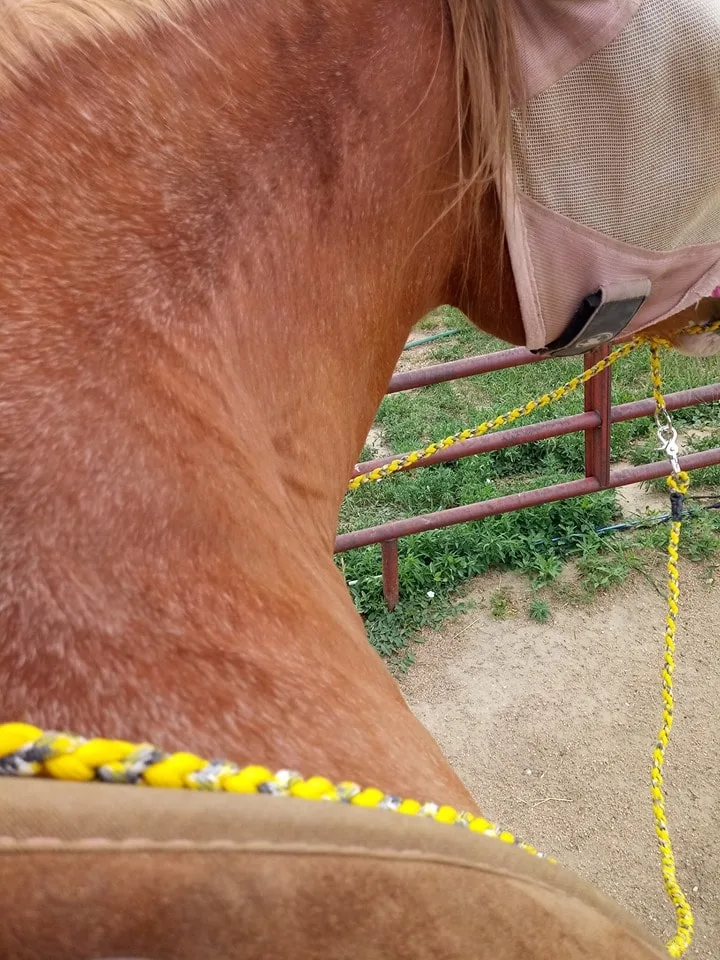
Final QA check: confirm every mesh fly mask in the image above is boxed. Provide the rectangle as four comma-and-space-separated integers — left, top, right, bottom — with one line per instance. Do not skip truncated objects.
505, 0, 720, 355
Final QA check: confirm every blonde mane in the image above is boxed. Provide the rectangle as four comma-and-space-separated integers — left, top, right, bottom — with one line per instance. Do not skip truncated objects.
0, 0, 212, 90
444, 0, 518, 226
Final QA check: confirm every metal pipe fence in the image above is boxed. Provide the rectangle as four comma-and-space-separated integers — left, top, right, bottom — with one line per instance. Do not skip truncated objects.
335, 345, 720, 609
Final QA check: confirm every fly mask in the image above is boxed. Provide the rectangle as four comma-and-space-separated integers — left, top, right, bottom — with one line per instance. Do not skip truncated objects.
505, 0, 720, 356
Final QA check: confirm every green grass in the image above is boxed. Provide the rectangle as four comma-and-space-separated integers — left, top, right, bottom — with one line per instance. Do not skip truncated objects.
528, 598, 551, 624
490, 587, 514, 619
337, 307, 720, 665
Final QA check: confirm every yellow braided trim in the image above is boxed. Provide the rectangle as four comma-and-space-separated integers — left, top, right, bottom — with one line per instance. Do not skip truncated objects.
0, 723, 554, 863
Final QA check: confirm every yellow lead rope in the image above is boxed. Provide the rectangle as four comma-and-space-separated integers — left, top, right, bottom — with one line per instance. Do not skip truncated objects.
649, 343, 693, 958
346, 324, 719, 955
348, 315, 720, 493
348, 340, 639, 490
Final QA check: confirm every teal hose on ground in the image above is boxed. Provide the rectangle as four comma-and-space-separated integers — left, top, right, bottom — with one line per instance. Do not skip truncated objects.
403, 329, 460, 351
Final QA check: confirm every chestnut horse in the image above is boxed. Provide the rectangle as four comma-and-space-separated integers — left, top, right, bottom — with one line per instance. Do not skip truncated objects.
0, 0, 718, 823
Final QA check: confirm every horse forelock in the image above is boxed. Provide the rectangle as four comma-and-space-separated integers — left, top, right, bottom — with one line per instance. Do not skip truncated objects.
0, 0, 216, 91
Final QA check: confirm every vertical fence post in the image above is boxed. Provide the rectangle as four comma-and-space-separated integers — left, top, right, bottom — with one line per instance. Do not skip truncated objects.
381, 539, 400, 611
584, 345, 612, 487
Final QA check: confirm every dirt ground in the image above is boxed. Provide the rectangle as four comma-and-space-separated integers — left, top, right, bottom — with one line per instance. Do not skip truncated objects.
400, 560, 719, 958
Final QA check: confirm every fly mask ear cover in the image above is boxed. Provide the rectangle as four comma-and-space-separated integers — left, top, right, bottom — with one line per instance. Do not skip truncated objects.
504, 0, 720, 355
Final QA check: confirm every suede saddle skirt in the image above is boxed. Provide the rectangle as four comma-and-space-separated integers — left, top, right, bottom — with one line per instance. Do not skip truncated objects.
0, 777, 668, 959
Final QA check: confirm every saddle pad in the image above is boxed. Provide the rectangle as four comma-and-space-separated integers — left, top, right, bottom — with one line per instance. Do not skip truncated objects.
507, 0, 720, 350
0, 778, 666, 959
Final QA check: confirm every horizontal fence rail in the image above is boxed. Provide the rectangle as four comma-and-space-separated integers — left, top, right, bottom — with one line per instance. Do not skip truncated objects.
335, 345, 720, 609
386, 346, 541, 393
348, 383, 720, 481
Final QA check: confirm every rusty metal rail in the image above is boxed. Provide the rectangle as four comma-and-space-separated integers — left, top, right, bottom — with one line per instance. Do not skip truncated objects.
335, 345, 720, 610
386, 345, 541, 393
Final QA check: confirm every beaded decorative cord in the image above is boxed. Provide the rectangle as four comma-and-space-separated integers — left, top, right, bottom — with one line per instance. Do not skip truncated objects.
0, 720, 553, 859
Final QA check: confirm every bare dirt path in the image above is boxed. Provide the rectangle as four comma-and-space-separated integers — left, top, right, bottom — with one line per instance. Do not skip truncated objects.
400, 563, 719, 958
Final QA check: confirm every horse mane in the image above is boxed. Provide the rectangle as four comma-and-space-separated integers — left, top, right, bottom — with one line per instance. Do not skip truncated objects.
444, 0, 519, 238
0, 0, 211, 90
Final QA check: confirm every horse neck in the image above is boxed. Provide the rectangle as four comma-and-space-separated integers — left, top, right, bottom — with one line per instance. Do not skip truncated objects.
0, 0, 479, 805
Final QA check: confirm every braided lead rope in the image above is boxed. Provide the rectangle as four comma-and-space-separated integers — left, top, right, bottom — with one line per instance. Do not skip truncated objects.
344, 322, 720, 956
0, 722, 554, 862
649, 343, 694, 958
349, 315, 720, 492
348, 340, 639, 490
